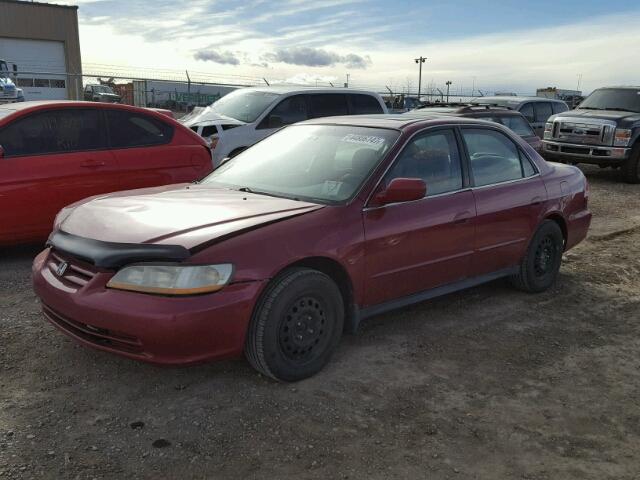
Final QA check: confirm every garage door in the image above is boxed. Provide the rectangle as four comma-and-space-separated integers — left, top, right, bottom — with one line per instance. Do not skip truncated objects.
0, 38, 68, 101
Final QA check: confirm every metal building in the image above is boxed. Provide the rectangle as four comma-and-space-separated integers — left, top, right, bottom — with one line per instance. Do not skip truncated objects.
0, 0, 82, 101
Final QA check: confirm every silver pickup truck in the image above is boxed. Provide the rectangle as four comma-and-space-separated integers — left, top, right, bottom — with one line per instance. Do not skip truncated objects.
542, 86, 640, 183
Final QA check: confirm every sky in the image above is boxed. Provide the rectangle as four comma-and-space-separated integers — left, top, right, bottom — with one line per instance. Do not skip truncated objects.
56, 0, 640, 95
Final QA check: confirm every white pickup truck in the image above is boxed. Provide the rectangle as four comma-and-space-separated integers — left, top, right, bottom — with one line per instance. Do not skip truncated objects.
0, 59, 25, 104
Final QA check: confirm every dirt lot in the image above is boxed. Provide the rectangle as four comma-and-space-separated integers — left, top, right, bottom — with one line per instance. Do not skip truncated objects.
1, 166, 639, 480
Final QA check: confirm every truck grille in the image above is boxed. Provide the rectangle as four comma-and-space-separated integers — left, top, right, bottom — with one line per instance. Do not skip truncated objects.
549, 117, 616, 146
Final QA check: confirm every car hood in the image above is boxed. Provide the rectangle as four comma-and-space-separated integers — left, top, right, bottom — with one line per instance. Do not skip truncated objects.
557, 109, 640, 123
57, 184, 324, 250
180, 106, 246, 127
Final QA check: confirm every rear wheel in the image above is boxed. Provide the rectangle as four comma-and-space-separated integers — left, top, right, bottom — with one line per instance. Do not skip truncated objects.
621, 144, 640, 184
510, 220, 564, 293
245, 268, 344, 382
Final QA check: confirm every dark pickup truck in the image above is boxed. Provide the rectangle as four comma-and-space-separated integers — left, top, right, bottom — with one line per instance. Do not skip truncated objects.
542, 86, 640, 183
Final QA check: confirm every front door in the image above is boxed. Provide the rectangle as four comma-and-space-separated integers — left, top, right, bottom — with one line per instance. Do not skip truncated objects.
363, 128, 476, 306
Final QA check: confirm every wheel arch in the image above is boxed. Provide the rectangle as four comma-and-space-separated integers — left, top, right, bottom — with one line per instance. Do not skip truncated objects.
544, 212, 568, 248
270, 256, 358, 334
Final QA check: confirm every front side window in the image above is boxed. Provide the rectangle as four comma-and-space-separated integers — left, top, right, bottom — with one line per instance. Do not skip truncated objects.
385, 129, 463, 197
0, 109, 105, 157
463, 128, 529, 187
260, 94, 308, 128
519, 103, 535, 123
534, 102, 553, 123
309, 94, 349, 119
106, 110, 172, 148
350, 94, 383, 114
202, 125, 399, 204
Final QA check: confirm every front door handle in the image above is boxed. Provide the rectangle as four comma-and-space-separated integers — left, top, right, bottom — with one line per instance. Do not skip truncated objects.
81, 159, 106, 168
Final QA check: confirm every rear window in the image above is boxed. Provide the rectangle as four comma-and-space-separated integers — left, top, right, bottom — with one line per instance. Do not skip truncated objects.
534, 102, 553, 123
350, 94, 383, 114
494, 115, 535, 137
106, 110, 173, 148
309, 94, 349, 119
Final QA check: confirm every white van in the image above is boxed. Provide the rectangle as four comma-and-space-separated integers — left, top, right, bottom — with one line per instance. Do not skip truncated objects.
180, 86, 388, 166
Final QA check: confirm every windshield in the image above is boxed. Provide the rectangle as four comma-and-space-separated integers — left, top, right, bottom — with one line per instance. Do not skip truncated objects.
207, 89, 280, 123
93, 85, 113, 93
578, 88, 640, 113
0, 61, 8, 76
202, 124, 400, 204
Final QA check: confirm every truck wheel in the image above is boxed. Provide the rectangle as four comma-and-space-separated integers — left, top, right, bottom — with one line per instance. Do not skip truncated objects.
621, 145, 640, 184
510, 220, 564, 293
245, 268, 344, 382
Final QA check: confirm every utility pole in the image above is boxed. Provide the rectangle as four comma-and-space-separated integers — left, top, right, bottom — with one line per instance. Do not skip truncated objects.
345, 73, 350, 88
446, 81, 452, 102
414, 56, 426, 100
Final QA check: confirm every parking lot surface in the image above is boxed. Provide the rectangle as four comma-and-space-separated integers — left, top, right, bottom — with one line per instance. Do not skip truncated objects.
1, 166, 639, 480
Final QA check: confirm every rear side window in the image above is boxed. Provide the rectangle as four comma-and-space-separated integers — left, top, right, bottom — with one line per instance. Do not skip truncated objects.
0, 108, 105, 157
308, 94, 349, 119
519, 103, 535, 123
534, 102, 553, 123
462, 128, 532, 187
552, 102, 569, 114
106, 110, 172, 148
201, 126, 217, 138
350, 94, 383, 114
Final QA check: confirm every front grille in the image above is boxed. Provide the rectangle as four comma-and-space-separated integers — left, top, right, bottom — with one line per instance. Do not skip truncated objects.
43, 304, 144, 355
550, 117, 616, 146
47, 250, 98, 291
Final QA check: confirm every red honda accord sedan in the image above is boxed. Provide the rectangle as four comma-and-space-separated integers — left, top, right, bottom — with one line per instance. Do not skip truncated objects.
33, 115, 591, 381
0, 101, 213, 246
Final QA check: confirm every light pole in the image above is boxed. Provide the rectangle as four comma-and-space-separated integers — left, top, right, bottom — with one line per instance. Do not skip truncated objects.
414, 56, 426, 101
446, 81, 452, 103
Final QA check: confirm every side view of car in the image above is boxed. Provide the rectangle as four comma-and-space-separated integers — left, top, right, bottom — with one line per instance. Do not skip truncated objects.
32, 115, 591, 381
0, 101, 213, 246
542, 86, 640, 183
470, 96, 569, 138
409, 104, 542, 152
83, 84, 121, 103
180, 86, 388, 166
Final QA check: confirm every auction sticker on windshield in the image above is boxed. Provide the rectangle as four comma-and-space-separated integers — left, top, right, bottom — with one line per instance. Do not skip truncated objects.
342, 134, 386, 148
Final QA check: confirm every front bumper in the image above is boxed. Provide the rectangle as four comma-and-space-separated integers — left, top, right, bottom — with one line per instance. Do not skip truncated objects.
32, 248, 266, 365
542, 140, 631, 164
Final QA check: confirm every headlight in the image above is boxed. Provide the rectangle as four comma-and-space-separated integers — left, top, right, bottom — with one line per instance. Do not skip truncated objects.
107, 264, 233, 295
614, 128, 632, 147
543, 122, 553, 140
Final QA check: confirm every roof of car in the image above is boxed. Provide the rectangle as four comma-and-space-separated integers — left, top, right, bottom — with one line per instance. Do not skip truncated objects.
411, 104, 522, 116
472, 96, 566, 104
300, 113, 499, 130
238, 86, 380, 96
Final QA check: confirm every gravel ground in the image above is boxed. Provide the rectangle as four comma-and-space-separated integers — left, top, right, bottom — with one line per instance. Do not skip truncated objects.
1, 165, 639, 480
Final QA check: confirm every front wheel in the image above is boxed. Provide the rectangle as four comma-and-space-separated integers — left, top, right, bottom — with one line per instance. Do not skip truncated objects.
510, 220, 564, 293
245, 268, 344, 382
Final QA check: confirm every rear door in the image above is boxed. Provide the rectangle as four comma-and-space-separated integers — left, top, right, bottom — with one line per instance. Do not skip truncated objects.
0, 108, 117, 243
105, 109, 200, 191
308, 94, 349, 119
460, 127, 546, 276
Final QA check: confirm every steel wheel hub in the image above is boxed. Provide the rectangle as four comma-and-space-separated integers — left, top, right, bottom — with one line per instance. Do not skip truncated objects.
279, 296, 327, 362
534, 236, 555, 277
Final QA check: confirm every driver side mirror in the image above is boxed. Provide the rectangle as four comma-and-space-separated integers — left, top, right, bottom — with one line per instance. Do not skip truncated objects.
372, 178, 426, 206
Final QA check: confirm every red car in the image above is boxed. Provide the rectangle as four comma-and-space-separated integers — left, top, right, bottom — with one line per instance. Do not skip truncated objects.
0, 101, 212, 245
32, 115, 591, 381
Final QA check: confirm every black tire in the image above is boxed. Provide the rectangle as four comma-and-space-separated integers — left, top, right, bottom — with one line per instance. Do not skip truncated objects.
245, 268, 344, 382
621, 144, 640, 184
510, 220, 564, 293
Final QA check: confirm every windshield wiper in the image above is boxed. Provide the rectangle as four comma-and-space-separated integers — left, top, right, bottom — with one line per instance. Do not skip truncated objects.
604, 107, 637, 113
578, 107, 603, 110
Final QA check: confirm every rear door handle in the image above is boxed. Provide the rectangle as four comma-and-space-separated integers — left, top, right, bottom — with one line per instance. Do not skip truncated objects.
453, 210, 473, 224
81, 159, 106, 168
